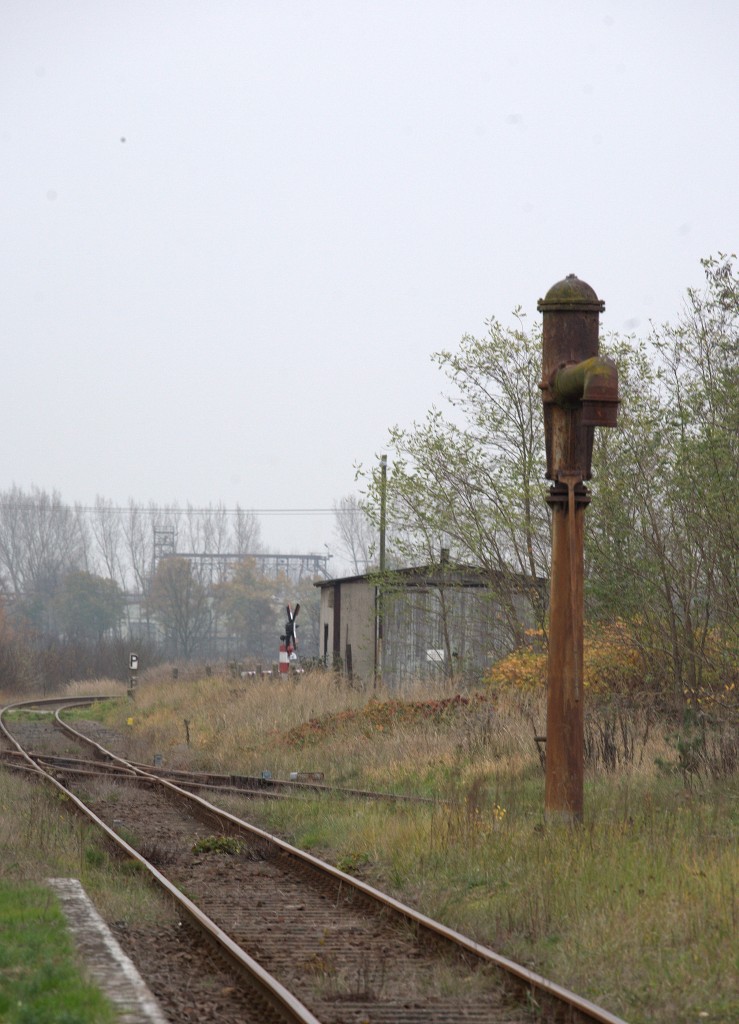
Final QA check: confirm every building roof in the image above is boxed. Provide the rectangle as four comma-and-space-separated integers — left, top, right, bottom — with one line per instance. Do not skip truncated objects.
315, 562, 544, 591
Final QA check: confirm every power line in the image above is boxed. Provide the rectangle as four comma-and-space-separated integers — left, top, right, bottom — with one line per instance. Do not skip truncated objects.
0, 503, 362, 517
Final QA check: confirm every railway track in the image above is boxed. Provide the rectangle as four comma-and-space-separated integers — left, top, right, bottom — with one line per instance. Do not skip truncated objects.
1, 695, 629, 1024
0, 747, 434, 805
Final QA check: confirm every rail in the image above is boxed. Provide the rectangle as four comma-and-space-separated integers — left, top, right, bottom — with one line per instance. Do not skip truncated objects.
2, 695, 630, 1024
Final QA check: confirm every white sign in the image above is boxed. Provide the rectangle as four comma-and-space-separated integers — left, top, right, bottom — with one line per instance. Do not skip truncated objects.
129, 653, 139, 672
426, 649, 445, 663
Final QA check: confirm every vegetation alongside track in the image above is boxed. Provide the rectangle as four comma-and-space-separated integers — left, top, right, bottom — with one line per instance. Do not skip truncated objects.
11, 670, 723, 1022
0, 247, 734, 1022
0, 761, 177, 1023
0, 762, 163, 924
0, 881, 118, 1024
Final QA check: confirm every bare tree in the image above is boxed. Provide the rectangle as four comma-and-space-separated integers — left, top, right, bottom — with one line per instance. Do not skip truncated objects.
233, 505, 262, 556
333, 495, 375, 575
89, 496, 125, 586
201, 503, 231, 563
148, 555, 211, 659
0, 486, 87, 597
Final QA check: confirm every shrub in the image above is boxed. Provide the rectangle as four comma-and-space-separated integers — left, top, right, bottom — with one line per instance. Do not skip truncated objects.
485, 621, 647, 695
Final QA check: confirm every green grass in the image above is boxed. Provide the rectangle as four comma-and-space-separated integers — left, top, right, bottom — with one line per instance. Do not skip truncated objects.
60, 701, 118, 722
0, 882, 116, 1024
242, 782, 738, 1022
0, 770, 176, 927
3, 709, 55, 722
0, 769, 178, 1023
217, 743, 739, 1024
4, 674, 738, 1023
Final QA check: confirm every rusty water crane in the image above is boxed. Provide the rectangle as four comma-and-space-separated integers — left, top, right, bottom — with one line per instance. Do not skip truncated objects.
538, 275, 619, 823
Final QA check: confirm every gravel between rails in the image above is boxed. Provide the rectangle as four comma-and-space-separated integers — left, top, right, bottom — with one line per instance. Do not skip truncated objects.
3, 716, 287, 1023
107, 918, 287, 1024
6, 714, 538, 1023
75, 777, 532, 1024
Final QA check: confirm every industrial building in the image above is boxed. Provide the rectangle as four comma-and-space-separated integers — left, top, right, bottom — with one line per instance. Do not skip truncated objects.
315, 558, 543, 687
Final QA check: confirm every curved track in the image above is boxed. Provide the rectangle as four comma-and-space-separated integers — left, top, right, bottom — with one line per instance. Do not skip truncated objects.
1, 695, 629, 1024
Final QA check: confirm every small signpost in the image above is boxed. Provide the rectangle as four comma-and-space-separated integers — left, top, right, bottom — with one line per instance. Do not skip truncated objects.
128, 652, 139, 699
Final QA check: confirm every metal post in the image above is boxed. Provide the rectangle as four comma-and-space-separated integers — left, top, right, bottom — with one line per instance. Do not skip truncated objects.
375, 454, 387, 686
128, 652, 139, 700
538, 275, 619, 823
545, 479, 587, 820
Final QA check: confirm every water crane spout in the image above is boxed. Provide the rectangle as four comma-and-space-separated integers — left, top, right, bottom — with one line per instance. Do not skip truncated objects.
549, 355, 620, 428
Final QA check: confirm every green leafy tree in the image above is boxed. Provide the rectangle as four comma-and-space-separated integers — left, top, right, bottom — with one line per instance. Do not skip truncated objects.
589, 255, 738, 697
364, 257, 738, 699
52, 571, 125, 643
362, 312, 549, 655
214, 558, 279, 661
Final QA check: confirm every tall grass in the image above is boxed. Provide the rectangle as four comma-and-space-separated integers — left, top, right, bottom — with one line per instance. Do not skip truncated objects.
0, 769, 173, 926
0, 766, 178, 1024
5, 668, 738, 1022
95, 670, 676, 792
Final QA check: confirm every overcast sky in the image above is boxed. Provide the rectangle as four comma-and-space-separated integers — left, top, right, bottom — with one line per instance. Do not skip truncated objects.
2, 1, 737, 561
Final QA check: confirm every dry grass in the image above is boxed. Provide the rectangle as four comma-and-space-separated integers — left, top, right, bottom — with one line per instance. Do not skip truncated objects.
110, 669, 737, 1024
0, 769, 174, 926
93, 669, 679, 790
2, 669, 737, 1023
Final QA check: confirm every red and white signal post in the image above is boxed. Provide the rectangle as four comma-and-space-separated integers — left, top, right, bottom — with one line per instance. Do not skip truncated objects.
279, 603, 300, 674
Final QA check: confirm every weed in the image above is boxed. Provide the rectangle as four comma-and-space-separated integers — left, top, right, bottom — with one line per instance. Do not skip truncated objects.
83, 845, 107, 868
657, 704, 739, 785
584, 695, 655, 771
111, 823, 139, 847
0, 771, 175, 927
61, 701, 116, 722
336, 850, 371, 875
192, 835, 244, 855
4, 708, 55, 722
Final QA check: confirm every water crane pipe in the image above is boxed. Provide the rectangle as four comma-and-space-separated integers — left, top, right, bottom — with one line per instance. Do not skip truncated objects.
537, 275, 619, 824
